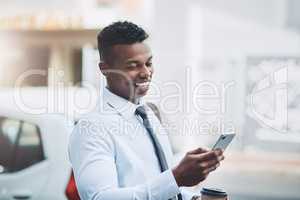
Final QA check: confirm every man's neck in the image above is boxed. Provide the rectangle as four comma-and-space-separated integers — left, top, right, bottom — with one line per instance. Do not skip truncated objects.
106, 86, 140, 105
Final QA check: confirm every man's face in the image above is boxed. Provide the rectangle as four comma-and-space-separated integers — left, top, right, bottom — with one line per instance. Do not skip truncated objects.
101, 42, 153, 103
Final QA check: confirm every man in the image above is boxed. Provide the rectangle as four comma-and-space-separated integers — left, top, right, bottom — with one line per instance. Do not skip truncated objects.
69, 21, 224, 200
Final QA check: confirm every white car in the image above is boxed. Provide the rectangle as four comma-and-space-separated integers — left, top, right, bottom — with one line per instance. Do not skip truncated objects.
0, 88, 89, 200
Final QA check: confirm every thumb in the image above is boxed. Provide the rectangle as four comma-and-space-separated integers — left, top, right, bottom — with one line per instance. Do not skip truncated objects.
187, 147, 208, 154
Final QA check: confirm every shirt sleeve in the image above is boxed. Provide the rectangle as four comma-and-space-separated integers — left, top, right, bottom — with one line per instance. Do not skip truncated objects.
180, 187, 201, 200
68, 119, 181, 200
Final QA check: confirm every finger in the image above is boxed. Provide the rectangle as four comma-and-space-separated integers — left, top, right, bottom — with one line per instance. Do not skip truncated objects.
203, 163, 220, 174
208, 150, 224, 161
212, 149, 224, 156
187, 147, 209, 155
219, 155, 225, 162
199, 159, 220, 169
193, 151, 224, 162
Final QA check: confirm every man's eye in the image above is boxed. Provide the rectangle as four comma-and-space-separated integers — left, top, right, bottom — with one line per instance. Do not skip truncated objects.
146, 62, 152, 67
127, 63, 137, 68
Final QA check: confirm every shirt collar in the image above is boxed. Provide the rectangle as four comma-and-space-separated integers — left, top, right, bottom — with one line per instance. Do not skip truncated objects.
103, 87, 146, 120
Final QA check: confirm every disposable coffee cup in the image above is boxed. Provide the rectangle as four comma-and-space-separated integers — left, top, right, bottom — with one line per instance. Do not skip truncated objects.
201, 187, 227, 200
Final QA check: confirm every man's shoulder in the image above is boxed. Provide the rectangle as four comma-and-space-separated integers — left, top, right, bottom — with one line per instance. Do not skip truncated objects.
76, 111, 120, 126
71, 112, 117, 143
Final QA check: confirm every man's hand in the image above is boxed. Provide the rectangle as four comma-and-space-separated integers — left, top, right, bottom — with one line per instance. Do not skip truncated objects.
172, 148, 224, 187
191, 196, 228, 200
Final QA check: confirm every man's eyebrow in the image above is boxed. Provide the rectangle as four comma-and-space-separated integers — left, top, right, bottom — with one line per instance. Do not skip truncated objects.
125, 59, 139, 64
125, 56, 153, 64
147, 56, 153, 62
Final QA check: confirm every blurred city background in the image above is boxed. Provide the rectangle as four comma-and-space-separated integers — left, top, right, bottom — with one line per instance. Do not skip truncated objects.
0, 0, 300, 200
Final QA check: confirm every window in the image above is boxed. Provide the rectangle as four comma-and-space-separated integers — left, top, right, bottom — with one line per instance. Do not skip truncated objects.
0, 117, 45, 173
0, 118, 20, 173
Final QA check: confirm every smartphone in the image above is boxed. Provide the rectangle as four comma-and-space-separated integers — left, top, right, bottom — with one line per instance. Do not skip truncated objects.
212, 133, 235, 151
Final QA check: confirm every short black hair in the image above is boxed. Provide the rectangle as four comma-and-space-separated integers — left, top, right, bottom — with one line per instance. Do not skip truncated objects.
97, 21, 149, 63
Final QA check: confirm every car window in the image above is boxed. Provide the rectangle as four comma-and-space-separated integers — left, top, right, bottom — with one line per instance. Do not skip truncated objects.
0, 117, 45, 173
0, 118, 21, 173
2, 119, 21, 144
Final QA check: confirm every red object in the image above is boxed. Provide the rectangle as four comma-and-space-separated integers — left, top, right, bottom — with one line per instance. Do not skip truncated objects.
65, 171, 81, 200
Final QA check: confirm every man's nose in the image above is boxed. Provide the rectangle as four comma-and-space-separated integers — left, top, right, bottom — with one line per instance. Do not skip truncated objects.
139, 65, 152, 79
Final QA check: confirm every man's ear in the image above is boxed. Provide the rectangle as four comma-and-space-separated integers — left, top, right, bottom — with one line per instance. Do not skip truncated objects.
99, 62, 108, 76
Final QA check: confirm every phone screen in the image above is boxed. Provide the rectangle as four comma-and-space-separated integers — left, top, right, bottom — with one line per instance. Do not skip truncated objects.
212, 133, 235, 151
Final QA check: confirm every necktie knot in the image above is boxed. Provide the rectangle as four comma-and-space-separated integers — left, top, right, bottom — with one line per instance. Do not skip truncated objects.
135, 106, 147, 119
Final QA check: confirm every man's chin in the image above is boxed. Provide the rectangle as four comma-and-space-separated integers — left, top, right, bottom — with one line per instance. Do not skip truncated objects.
135, 87, 149, 98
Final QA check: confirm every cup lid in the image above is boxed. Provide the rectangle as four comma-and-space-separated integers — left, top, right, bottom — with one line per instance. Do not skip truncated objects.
201, 187, 227, 197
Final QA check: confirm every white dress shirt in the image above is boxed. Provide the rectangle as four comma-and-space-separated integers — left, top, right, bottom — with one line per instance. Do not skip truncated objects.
68, 87, 197, 200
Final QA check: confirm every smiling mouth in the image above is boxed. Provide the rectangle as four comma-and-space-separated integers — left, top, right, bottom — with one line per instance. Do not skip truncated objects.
134, 81, 151, 87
